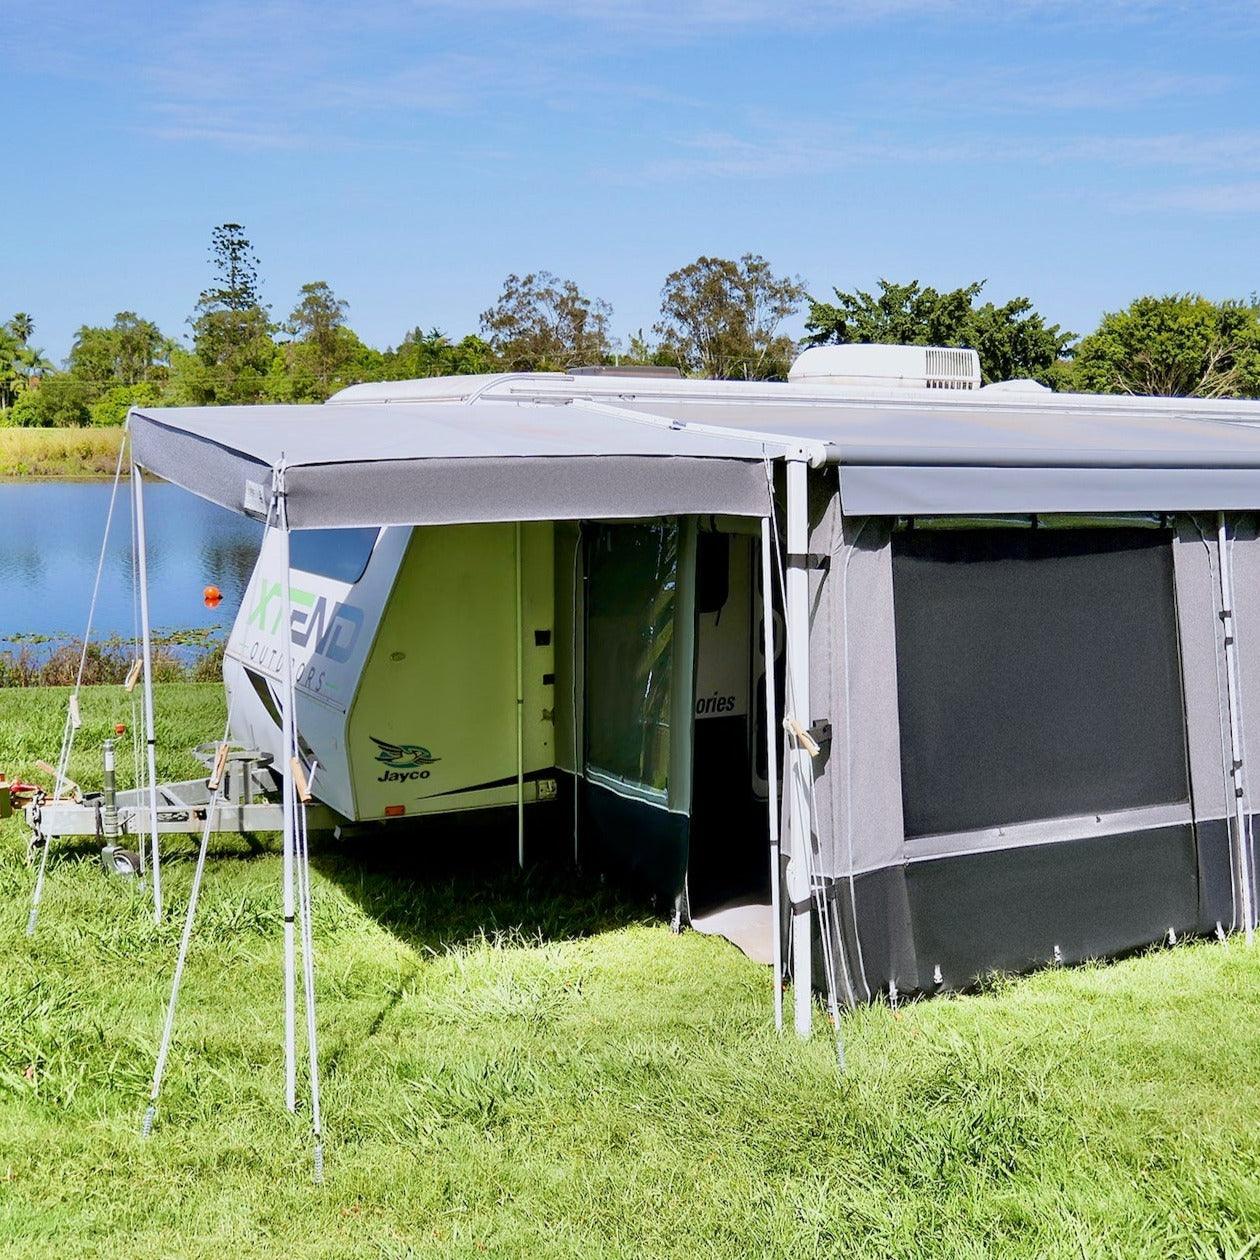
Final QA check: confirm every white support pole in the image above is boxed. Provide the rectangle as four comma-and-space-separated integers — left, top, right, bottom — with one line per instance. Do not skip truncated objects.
572, 529, 582, 868
785, 457, 814, 1037
1217, 513, 1256, 946
277, 476, 298, 1111
761, 517, 784, 1033
132, 462, 163, 923
515, 522, 525, 869
295, 769, 324, 1181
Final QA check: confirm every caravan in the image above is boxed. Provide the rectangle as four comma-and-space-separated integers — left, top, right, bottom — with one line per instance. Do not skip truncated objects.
27, 346, 1260, 1043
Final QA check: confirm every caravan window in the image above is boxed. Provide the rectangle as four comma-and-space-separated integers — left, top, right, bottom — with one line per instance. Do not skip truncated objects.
289, 527, 380, 584
892, 526, 1188, 837
585, 521, 679, 797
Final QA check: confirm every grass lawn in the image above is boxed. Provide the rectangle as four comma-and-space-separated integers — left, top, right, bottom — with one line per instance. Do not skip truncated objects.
0, 427, 125, 479
1, 685, 1258, 1258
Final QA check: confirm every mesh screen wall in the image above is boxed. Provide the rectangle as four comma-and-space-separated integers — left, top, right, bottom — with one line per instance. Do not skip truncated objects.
891, 527, 1189, 839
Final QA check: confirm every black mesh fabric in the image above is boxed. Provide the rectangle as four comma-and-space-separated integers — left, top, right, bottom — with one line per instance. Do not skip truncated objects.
892, 527, 1189, 838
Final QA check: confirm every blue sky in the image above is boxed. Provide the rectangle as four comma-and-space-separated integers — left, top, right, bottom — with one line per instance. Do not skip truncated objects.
5, 0, 1260, 362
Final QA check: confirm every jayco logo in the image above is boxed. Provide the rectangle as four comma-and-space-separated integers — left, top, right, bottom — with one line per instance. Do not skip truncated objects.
246, 577, 365, 664
371, 736, 440, 782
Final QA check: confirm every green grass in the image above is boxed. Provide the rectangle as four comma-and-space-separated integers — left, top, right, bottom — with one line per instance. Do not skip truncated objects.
0, 427, 125, 478
1, 686, 1259, 1258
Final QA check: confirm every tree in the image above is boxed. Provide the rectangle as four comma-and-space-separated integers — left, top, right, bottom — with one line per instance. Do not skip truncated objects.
804, 279, 1074, 386
199, 223, 265, 314
1, 314, 36, 408
654, 254, 806, 381
0, 326, 20, 409
1072, 294, 1260, 398
187, 223, 274, 404
13, 344, 51, 387
377, 327, 497, 381
286, 282, 347, 370
274, 281, 364, 400
480, 271, 613, 371
69, 312, 170, 387
7, 312, 34, 345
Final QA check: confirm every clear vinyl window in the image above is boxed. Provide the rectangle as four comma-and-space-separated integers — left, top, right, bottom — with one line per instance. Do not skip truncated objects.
584, 521, 679, 797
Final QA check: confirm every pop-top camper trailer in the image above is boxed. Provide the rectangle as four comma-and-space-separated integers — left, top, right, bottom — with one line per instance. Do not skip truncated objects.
24, 347, 1260, 1061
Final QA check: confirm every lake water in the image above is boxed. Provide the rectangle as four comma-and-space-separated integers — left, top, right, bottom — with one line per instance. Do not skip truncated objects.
0, 481, 263, 656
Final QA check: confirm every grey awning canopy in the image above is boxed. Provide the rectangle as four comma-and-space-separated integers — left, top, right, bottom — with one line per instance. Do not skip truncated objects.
128, 400, 775, 527
622, 400, 1260, 514
130, 388, 1260, 525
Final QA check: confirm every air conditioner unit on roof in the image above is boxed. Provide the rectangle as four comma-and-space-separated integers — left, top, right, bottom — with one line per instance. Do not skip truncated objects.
789, 344, 981, 390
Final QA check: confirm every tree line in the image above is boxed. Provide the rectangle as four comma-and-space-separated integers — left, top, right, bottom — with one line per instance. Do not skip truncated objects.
3, 222, 1260, 427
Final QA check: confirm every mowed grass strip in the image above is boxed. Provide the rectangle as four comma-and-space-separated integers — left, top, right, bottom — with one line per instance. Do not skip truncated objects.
0, 685, 1258, 1259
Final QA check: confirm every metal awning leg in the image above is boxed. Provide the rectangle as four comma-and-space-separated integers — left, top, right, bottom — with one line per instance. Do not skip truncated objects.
276, 468, 298, 1111
785, 458, 813, 1037
1217, 512, 1257, 946
132, 461, 162, 922
761, 517, 784, 1033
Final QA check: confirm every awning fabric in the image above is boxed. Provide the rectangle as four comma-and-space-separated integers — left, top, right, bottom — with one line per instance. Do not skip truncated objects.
130, 387, 1260, 524
619, 400, 1260, 514
128, 400, 776, 527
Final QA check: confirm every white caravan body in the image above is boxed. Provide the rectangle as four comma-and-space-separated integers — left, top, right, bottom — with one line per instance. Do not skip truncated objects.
224, 521, 557, 823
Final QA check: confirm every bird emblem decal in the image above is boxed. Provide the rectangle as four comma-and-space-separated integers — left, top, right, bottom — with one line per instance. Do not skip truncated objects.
370, 736, 440, 770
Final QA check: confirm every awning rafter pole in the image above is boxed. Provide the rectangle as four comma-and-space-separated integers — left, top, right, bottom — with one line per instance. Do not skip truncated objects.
132, 461, 163, 923
761, 517, 784, 1033
276, 467, 298, 1110
785, 457, 813, 1037
1217, 512, 1257, 946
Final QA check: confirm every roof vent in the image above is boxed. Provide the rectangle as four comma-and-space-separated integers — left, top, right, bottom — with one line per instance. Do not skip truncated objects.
788, 344, 981, 391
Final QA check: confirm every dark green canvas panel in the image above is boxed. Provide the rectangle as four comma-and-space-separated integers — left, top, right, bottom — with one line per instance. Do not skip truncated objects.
581, 779, 689, 907
904, 824, 1200, 991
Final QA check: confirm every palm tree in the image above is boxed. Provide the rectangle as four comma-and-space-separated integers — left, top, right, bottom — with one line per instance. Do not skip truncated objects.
0, 327, 19, 408
7, 312, 34, 345
14, 344, 51, 389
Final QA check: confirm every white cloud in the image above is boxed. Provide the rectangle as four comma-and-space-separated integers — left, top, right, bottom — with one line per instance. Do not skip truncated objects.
12, 0, 1259, 156
906, 66, 1232, 114
624, 119, 1260, 187
1146, 181, 1260, 212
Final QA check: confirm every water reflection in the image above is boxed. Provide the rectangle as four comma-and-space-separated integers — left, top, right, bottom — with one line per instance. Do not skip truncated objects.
0, 481, 263, 655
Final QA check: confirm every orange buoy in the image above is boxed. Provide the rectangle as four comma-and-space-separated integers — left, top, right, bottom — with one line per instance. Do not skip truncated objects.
203, 584, 223, 608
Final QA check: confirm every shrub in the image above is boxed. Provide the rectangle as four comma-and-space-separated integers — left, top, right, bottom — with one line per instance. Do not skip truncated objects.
89, 382, 162, 428
8, 376, 93, 427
